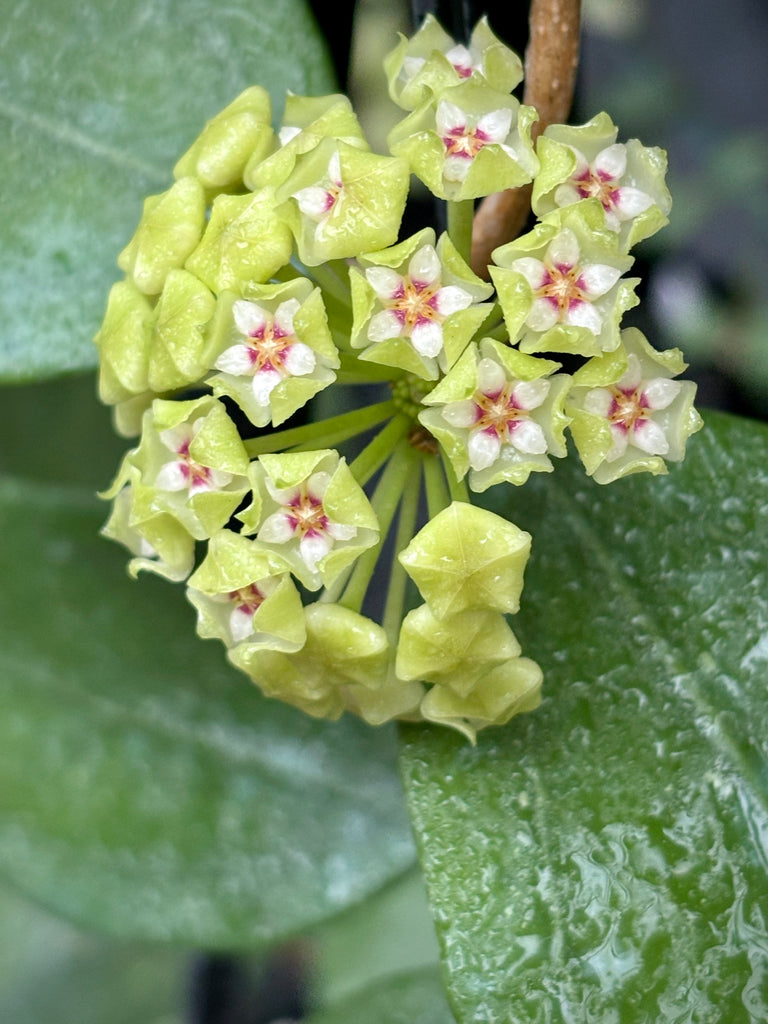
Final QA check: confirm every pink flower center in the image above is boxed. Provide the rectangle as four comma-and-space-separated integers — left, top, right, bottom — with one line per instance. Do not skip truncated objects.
229, 583, 266, 615
536, 263, 589, 316
172, 437, 216, 491
284, 487, 330, 539
574, 168, 621, 213
473, 385, 527, 439
246, 320, 296, 375
388, 278, 441, 331
442, 125, 491, 161
608, 386, 649, 434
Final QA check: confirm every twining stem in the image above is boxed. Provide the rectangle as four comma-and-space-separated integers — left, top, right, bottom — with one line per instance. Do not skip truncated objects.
243, 400, 396, 457
471, 0, 582, 276
339, 442, 415, 612
447, 199, 475, 265
349, 413, 412, 486
382, 465, 422, 644
423, 451, 451, 519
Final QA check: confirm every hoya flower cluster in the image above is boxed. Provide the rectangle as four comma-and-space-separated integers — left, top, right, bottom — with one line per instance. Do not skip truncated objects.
96, 15, 701, 741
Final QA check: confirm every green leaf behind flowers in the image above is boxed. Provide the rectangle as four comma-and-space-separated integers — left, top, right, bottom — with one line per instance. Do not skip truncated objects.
0, 0, 335, 382
400, 411, 768, 1024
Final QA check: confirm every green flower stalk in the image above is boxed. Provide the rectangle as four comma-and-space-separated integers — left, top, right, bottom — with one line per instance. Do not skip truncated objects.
94, 14, 701, 740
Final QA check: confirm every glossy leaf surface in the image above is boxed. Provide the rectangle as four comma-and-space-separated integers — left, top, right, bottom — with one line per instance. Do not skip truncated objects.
401, 412, 768, 1023
0, 476, 414, 947
0, 0, 334, 382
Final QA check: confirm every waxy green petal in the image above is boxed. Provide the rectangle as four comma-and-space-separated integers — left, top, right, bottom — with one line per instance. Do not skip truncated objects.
396, 604, 522, 694
173, 86, 275, 190
246, 93, 367, 191
184, 188, 293, 293
419, 655, 543, 742
279, 139, 409, 265
117, 176, 207, 296
94, 280, 154, 405
399, 501, 532, 619
149, 269, 217, 392
187, 530, 305, 652
230, 603, 392, 721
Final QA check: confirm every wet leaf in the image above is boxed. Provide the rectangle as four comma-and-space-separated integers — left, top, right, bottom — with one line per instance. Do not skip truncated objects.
400, 412, 768, 1023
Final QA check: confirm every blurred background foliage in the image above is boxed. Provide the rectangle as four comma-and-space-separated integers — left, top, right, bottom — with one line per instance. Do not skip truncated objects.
1, 0, 767, 1021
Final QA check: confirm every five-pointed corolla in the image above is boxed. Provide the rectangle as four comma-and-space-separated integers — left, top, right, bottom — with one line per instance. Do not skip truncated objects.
351, 229, 492, 379
155, 420, 235, 496
419, 339, 570, 489
532, 112, 672, 248
366, 244, 473, 358
279, 138, 409, 265
438, 99, 515, 183
388, 82, 537, 201
509, 228, 622, 335
241, 450, 379, 590
209, 283, 338, 427
567, 327, 703, 484
186, 530, 305, 652
116, 396, 251, 541
384, 15, 523, 110
491, 204, 637, 356
399, 501, 532, 620
554, 145, 655, 231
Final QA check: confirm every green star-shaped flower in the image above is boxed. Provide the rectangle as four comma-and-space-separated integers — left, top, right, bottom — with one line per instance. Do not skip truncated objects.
398, 501, 532, 619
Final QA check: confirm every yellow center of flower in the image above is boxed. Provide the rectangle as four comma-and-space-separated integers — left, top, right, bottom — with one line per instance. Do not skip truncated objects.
538, 264, 587, 314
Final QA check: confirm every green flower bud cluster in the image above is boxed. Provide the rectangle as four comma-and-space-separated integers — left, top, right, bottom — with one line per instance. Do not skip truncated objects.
95, 16, 701, 740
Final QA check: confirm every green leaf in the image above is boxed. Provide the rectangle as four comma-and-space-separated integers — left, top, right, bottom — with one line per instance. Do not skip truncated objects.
400, 412, 768, 1023
305, 968, 455, 1024
312, 869, 441, 1008
0, 476, 414, 947
0, 0, 335, 383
